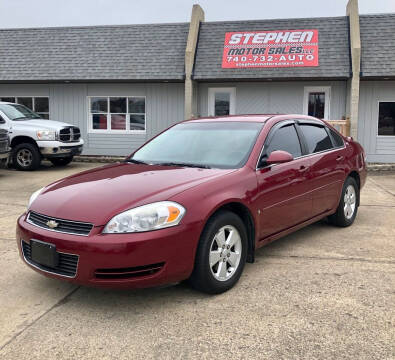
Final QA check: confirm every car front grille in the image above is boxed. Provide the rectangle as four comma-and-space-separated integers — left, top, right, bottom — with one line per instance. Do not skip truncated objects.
59, 127, 81, 142
94, 262, 165, 279
21, 240, 79, 277
27, 211, 93, 236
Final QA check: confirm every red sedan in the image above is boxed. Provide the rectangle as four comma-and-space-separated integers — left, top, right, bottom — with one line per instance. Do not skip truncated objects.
17, 115, 367, 294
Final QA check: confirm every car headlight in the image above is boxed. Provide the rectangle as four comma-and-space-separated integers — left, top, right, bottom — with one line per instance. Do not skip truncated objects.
103, 201, 186, 234
28, 187, 44, 208
36, 130, 56, 141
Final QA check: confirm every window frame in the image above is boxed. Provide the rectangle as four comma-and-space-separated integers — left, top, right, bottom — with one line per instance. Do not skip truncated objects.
256, 119, 345, 170
303, 86, 331, 120
377, 101, 395, 138
0, 96, 50, 119
208, 87, 236, 117
87, 96, 147, 134
256, 120, 304, 169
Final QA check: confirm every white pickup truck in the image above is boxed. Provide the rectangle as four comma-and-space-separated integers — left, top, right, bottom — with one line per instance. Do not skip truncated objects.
0, 102, 84, 171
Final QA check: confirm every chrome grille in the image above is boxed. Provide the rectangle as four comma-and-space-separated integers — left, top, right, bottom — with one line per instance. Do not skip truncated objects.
27, 211, 93, 236
0, 130, 9, 152
21, 240, 78, 277
59, 127, 81, 142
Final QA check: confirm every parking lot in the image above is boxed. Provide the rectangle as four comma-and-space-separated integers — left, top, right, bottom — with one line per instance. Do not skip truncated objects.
0, 162, 394, 359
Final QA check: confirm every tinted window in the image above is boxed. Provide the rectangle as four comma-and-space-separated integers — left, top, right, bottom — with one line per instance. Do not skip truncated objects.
300, 124, 333, 153
378, 102, 395, 136
329, 128, 344, 148
265, 124, 302, 158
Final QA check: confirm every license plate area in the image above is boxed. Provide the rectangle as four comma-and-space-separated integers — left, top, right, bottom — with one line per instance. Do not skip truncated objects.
30, 240, 59, 268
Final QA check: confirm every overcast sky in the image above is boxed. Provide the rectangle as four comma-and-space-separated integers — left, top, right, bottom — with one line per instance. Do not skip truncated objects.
0, 0, 394, 28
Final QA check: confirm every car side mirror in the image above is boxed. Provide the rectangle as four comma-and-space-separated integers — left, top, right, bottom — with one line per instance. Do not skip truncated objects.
266, 150, 294, 165
0, 115, 5, 124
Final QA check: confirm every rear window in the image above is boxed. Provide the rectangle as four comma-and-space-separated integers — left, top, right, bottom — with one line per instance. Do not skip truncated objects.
299, 124, 333, 154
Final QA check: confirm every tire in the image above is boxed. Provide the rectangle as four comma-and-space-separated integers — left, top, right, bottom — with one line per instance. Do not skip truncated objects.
12, 143, 41, 171
189, 210, 248, 294
328, 176, 359, 227
49, 156, 74, 167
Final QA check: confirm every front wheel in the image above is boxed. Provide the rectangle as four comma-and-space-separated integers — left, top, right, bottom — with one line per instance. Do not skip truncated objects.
189, 211, 248, 294
328, 176, 359, 227
49, 156, 74, 167
12, 143, 41, 171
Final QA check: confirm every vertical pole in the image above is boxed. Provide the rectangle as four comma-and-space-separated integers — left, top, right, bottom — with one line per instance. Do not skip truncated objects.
184, 5, 204, 119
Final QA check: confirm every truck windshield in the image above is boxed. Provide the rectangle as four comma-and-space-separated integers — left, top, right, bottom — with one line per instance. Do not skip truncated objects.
0, 104, 41, 121
130, 121, 263, 169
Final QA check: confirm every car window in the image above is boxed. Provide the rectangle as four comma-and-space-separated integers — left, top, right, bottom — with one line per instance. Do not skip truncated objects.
299, 124, 333, 153
329, 128, 344, 148
265, 124, 302, 158
132, 121, 263, 169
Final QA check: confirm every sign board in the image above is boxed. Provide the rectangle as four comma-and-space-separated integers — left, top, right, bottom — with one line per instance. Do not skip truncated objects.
222, 29, 319, 68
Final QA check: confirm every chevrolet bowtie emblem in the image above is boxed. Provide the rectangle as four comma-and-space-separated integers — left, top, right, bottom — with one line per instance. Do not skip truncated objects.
46, 220, 59, 229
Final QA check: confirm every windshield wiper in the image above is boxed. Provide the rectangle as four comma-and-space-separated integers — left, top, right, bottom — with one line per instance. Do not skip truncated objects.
155, 162, 211, 169
125, 158, 149, 165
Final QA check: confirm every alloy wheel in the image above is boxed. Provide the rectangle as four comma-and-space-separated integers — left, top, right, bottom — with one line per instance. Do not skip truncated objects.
209, 225, 242, 282
16, 149, 33, 168
344, 184, 356, 219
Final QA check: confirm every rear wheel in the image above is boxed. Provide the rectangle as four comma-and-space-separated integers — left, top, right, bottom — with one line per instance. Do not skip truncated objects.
12, 143, 41, 171
49, 156, 74, 167
328, 176, 359, 227
189, 211, 248, 294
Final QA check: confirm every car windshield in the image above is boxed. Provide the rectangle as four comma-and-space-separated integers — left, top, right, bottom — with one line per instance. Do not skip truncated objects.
0, 103, 41, 120
130, 121, 263, 169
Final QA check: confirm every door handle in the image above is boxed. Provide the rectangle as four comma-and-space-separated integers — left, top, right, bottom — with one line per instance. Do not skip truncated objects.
298, 165, 309, 172
336, 156, 344, 161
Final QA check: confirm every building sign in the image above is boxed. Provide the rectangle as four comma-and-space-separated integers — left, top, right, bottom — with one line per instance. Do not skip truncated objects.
222, 29, 319, 68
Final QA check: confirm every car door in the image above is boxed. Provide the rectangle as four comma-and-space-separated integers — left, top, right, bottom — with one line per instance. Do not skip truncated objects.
296, 121, 346, 216
255, 121, 312, 240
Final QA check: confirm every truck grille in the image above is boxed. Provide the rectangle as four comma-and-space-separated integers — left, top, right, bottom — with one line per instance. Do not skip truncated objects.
59, 127, 81, 142
21, 240, 78, 277
0, 130, 9, 152
27, 211, 93, 236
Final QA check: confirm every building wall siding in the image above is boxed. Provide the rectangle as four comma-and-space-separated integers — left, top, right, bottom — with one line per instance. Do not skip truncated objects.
0, 83, 185, 156
197, 81, 347, 120
358, 81, 395, 163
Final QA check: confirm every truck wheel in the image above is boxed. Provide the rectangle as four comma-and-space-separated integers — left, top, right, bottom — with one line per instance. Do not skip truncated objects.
49, 156, 74, 167
12, 143, 41, 171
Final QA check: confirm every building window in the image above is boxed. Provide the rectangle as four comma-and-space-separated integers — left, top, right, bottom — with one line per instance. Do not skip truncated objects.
303, 86, 330, 120
0, 96, 50, 119
89, 96, 146, 133
378, 102, 395, 136
208, 88, 236, 116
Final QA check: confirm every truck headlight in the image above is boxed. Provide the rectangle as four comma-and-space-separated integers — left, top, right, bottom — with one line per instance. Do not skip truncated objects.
36, 130, 56, 141
103, 201, 186, 234
28, 187, 44, 208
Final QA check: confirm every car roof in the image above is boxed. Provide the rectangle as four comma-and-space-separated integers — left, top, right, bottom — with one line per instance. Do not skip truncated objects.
184, 114, 321, 123
185, 114, 276, 123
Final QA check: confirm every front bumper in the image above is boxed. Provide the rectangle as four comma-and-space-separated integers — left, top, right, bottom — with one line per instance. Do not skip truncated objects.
0, 147, 10, 158
0, 149, 10, 167
38, 139, 84, 158
16, 214, 201, 289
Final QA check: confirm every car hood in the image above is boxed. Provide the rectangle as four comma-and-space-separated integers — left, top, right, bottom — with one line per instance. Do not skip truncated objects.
30, 163, 235, 225
12, 119, 75, 131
